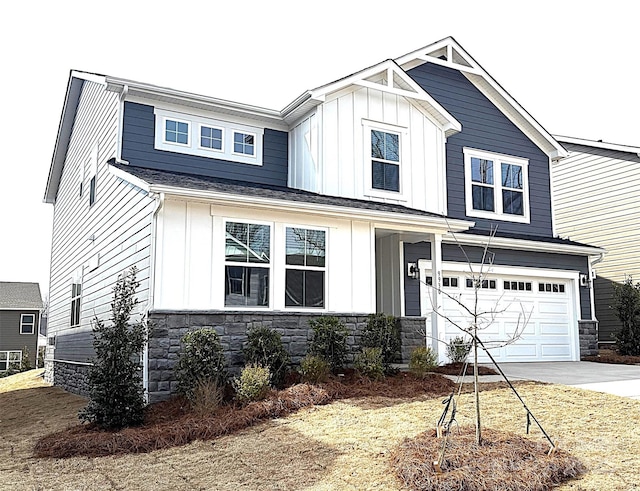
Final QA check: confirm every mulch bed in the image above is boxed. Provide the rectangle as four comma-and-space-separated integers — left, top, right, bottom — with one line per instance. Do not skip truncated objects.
33, 372, 455, 459
582, 349, 640, 365
391, 426, 585, 491
432, 363, 498, 376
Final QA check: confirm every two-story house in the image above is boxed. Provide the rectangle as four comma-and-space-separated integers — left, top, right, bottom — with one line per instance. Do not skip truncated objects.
44, 37, 603, 402
552, 136, 640, 347
0, 282, 42, 370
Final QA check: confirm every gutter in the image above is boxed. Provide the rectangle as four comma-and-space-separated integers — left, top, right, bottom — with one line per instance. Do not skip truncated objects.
588, 251, 606, 326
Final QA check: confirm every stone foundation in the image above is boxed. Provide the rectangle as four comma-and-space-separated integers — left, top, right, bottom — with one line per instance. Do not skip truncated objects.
147, 311, 426, 403
49, 360, 92, 398
579, 320, 598, 358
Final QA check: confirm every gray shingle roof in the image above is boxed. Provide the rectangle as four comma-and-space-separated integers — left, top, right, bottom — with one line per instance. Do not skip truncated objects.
0, 282, 43, 310
110, 162, 449, 220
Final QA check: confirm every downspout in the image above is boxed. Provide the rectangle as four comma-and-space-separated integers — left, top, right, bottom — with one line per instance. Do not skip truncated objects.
142, 191, 164, 402
589, 251, 605, 334
116, 84, 129, 162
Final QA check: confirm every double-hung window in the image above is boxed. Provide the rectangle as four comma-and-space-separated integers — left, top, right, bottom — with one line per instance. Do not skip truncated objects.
371, 129, 400, 192
20, 314, 35, 334
464, 148, 529, 223
0, 351, 21, 371
285, 227, 326, 308
225, 222, 271, 307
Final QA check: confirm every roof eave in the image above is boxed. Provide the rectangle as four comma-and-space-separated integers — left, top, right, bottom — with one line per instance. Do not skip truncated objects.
554, 135, 640, 157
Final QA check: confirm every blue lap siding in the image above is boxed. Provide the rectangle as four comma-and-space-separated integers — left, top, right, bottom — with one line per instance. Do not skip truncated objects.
407, 63, 554, 237
121, 102, 289, 187
403, 242, 591, 319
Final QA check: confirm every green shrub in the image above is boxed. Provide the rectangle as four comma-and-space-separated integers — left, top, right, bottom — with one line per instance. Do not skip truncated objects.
361, 314, 401, 373
79, 267, 147, 429
175, 328, 227, 402
446, 335, 471, 363
243, 326, 290, 387
409, 346, 438, 378
233, 365, 271, 403
307, 316, 349, 372
613, 277, 640, 356
299, 354, 330, 384
37, 346, 45, 368
354, 347, 385, 381
20, 346, 32, 371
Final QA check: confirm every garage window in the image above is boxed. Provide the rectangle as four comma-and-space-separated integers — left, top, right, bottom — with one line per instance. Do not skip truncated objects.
466, 278, 496, 289
539, 282, 565, 293
504, 281, 532, 291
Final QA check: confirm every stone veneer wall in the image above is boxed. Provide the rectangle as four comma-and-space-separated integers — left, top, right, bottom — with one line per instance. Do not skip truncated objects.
147, 311, 427, 403
48, 360, 92, 398
578, 320, 598, 358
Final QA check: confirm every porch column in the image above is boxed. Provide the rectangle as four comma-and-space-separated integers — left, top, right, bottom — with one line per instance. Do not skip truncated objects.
430, 233, 443, 354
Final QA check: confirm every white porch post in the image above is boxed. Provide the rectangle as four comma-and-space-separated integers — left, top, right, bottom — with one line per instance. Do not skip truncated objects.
430, 233, 443, 355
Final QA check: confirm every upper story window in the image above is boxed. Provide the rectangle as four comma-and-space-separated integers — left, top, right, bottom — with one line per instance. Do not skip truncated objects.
20, 314, 35, 334
224, 221, 271, 307
285, 227, 326, 308
371, 129, 400, 192
464, 148, 530, 223
165, 119, 190, 145
88, 144, 98, 207
154, 108, 264, 165
71, 281, 82, 327
200, 125, 223, 151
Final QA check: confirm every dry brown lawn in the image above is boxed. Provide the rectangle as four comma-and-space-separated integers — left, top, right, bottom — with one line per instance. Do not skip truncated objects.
2, 369, 640, 490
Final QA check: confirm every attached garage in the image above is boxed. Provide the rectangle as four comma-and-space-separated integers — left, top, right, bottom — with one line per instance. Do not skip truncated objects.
418, 260, 580, 363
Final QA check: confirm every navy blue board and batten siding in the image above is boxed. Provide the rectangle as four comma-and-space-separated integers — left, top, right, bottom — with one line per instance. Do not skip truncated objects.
403, 242, 592, 319
121, 102, 289, 186
407, 63, 553, 237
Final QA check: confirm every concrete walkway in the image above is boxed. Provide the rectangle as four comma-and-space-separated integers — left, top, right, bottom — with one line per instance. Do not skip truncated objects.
484, 361, 640, 400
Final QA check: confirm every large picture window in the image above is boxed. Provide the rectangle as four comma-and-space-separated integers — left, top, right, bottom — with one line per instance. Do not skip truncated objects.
285, 227, 326, 308
225, 222, 271, 307
464, 148, 529, 223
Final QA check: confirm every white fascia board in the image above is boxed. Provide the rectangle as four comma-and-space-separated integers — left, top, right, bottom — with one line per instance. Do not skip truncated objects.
107, 164, 151, 193
443, 232, 606, 257
105, 76, 286, 128
149, 183, 473, 233
554, 135, 640, 157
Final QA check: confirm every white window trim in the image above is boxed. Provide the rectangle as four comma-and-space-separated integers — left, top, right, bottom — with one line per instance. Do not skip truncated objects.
198, 123, 225, 153
0, 350, 22, 371
223, 218, 273, 309
154, 108, 264, 166
463, 147, 530, 224
283, 225, 328, 311
231, 130, 257, 158
162, 116, 191, 147
20, 313, 35, 335
362, 119, 409, 201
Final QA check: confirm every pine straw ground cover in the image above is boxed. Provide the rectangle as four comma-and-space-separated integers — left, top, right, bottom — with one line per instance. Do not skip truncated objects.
2, 370, 640, 490
582, 349, 640, 365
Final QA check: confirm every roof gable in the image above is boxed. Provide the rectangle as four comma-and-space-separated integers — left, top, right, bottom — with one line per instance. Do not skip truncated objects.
0, 282, 43, 310
396, 37, 567, 160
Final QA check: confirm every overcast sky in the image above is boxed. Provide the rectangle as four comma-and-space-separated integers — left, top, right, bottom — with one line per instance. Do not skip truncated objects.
1, 0, 638, 297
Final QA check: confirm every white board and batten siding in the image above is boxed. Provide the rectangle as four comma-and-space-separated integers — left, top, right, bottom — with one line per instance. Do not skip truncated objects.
48, 80, 155, 360
289, 86, 447, 214
154, 198, 376, 313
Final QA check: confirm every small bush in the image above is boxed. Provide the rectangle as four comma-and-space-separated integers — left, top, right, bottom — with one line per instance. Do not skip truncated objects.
20, 346, 33, 371
37, 346, 45, 368
175, 328, 227, 402
409, 346, 438, 378
446, 336, 471, 363
308, 316, 349, 372
190, 379, 224, 416
243, 326, 290, 387
354, 347, 385, 381
612, 277, 640, 356
299, 354, 330, 384
362, 314, 401, 373
233, 365, 271, 404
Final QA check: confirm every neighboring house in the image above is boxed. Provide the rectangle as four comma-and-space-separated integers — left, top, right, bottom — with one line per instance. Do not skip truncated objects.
44, 37, 604, 402
552, 136, 640, 346
0, 282, 42, 370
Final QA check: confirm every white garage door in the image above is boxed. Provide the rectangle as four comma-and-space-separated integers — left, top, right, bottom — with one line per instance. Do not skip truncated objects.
420, 263, 578, 363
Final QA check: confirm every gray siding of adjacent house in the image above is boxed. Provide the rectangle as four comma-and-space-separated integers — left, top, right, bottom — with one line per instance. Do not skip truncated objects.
403, 242, 591, 319
553, 142, 640, 343
122, 102, 289, 186
0, 310, 39, 365
407, 63, 554, 237
48, 80, 154, 364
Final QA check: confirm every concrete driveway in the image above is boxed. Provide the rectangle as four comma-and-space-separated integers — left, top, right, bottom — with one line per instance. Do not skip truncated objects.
495, 361, 640, 400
